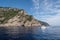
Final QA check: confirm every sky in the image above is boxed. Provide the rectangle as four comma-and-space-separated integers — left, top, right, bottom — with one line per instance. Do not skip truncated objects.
0, 0, 60, 26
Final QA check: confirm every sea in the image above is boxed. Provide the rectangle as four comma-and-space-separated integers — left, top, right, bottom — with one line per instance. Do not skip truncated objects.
0, 26, 60, 40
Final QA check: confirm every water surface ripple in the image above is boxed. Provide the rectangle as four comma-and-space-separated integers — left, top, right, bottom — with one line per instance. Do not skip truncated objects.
0, 26, 60, 40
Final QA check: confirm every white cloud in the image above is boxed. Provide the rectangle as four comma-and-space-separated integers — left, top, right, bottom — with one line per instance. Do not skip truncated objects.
45, 13, 60, 26
32, 0, 60, 26
32, 0, 40, 14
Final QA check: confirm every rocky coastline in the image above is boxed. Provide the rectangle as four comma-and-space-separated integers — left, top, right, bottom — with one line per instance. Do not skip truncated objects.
0, 7, 49, 27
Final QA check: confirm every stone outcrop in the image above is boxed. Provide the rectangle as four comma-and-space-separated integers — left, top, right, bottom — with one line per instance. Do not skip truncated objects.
0, 7, 49, 27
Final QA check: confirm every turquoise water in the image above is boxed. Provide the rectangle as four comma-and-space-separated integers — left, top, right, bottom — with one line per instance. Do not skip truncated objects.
0, 26, 60, 40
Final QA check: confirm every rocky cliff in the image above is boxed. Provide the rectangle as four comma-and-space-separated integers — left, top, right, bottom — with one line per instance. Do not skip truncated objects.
0, 7, 49, 27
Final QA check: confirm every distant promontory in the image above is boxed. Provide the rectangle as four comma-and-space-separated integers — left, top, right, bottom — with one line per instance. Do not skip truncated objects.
0, 7, 49, 27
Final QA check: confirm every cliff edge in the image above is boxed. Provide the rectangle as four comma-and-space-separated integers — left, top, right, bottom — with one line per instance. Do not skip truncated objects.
0, 7, 49, 27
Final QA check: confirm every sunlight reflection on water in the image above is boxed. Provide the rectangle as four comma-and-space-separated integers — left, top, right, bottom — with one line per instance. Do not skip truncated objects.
0, 26, 60, 40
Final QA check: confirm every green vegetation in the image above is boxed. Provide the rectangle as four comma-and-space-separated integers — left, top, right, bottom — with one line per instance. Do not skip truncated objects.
0, 8, 19, 24
0, 7, 49, 26
23, 15, 33, 23
25, 15, 33, 21
0, 7, 33, 24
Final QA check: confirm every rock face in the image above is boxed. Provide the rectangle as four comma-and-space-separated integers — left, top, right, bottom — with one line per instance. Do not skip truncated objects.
0, 7, 49, 27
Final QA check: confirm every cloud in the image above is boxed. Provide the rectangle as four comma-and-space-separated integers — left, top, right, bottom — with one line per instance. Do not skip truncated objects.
46, 13, 60, 26
32, 0, 40, 14
32, 0, 60, 26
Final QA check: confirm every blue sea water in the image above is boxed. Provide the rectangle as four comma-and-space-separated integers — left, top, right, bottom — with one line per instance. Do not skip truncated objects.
0, 26, 60, 40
